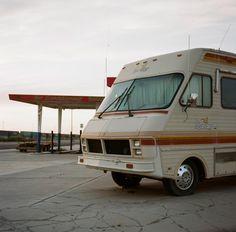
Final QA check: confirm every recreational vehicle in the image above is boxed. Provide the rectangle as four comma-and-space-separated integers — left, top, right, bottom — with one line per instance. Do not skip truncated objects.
79, 48, 236, 196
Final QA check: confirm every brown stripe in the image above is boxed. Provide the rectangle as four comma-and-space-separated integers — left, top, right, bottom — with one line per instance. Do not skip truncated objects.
217, 136, 236, 143
157, 136, 216, 145
141, 136, 236, 146
141, 139, 155, 145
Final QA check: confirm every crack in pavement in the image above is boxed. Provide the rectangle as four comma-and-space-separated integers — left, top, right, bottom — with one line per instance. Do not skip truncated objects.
97, 214, 138, 232
1, 172, 236, 232
0, 175, 105, 232
0, 216, 24, 232
30, 174, 105, 207
193, 199, 231, 232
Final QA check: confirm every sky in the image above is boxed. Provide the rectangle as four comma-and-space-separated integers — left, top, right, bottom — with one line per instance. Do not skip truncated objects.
0, 0, 236, 134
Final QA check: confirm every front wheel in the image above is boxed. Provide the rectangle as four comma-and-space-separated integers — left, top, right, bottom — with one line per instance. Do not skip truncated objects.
163, 160, 199, 196
111, 172, 142, 188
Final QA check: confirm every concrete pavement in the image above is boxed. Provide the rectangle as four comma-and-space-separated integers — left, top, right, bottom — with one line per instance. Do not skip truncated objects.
0, 150, 235, 232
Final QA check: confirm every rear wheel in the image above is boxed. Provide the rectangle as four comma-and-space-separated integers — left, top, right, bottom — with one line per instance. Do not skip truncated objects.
163, 160, 199, 196
111, 172, 142, 188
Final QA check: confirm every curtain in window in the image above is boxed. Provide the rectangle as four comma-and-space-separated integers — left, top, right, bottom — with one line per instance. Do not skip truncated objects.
121, 74, 183, 110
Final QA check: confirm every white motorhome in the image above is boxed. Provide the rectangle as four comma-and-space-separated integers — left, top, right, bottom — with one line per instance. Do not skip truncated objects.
79, 48, 236, 195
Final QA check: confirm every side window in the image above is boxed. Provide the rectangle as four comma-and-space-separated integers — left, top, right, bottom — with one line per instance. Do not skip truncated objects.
181, 74, 212, 107
221, 77, 236, 109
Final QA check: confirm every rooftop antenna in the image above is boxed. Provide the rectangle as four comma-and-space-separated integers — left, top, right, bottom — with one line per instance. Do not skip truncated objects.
188, 34, 191, 50
187, 34, 191, 73
104, 27, 111, 96
218, 24, 231, 50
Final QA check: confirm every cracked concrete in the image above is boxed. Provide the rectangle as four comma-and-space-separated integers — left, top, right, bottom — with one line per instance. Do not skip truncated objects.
0, 151, 236, 232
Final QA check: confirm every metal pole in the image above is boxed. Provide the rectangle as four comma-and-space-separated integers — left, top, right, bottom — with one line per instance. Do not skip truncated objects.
58, 108, 62, 152
51, 130, 54, 154
71, 109, 73, 133
70, 131, 73, 151
37, 105, 43, 153
70, 110, 73, 151
79, 129, 82, 154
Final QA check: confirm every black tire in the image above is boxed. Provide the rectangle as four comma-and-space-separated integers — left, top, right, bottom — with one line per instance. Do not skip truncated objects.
111, 172, 142, 188
162, 160, 199, 196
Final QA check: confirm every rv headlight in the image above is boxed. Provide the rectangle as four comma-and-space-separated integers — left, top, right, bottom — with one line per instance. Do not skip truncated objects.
135, 149, 142, 156
134, 140, 141, 147
81, 139, 87, 152
82, 139, 86, 146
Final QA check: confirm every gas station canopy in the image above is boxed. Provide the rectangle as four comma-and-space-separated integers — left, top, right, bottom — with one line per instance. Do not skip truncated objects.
9, 94, 104, 110
9, 94, 105, 152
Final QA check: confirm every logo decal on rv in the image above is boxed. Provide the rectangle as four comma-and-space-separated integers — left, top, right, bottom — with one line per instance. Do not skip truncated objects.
195, 117, 216, 130
133, 63, 149, 73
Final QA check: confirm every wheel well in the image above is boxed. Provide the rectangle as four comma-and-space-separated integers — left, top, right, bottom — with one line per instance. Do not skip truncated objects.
184, 157, 206, 181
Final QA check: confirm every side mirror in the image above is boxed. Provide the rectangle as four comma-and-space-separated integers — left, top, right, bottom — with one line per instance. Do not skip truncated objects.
188, 93, 198, 105
184, 93, 198, 112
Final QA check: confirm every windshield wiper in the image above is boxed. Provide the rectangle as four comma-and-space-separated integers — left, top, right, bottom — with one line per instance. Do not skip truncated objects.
98, 88, 128, 119
124, 85, 135, 117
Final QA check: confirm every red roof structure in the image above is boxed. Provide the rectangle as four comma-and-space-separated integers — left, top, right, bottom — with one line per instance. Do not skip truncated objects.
9, 94, 104, 109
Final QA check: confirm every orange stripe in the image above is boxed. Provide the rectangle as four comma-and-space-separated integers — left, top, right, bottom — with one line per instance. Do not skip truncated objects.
204, 52, 236, 66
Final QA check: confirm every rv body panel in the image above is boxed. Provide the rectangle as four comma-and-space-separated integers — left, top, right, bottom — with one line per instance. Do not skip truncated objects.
80, 48, 236, 190
161, 50, 236, 179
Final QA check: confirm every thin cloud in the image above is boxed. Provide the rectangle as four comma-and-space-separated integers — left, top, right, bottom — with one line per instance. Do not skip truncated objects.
0, 0, 235, 132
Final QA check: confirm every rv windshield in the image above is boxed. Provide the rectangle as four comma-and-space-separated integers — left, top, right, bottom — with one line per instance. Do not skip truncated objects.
98, 80, 133, 113
97, 73, 183, 113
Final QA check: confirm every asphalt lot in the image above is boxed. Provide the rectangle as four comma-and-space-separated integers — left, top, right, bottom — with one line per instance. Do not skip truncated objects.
0, 150, 235, 232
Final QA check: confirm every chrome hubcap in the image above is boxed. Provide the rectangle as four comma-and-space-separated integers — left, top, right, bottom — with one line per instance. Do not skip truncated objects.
175, 164, 194, 190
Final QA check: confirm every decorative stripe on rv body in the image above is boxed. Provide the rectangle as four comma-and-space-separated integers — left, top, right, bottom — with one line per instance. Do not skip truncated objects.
141, 135, 236, 146
203, 52, 236, 66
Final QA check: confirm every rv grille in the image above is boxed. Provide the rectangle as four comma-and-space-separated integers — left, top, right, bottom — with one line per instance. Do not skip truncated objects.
87, 139, 102, 153
104, 140, 131, 155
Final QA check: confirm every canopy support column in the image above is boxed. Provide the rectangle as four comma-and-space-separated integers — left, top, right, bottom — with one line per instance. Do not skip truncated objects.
37, 105, 43, 153
58, 108, 62, 152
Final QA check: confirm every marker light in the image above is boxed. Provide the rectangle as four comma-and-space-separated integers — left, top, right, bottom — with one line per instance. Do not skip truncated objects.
126, 163, 133, 169
134, 140, 141, 147
135, 149, 142, 156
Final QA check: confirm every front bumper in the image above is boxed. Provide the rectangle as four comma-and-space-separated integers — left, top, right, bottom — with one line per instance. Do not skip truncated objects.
78, 155, 155, 174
